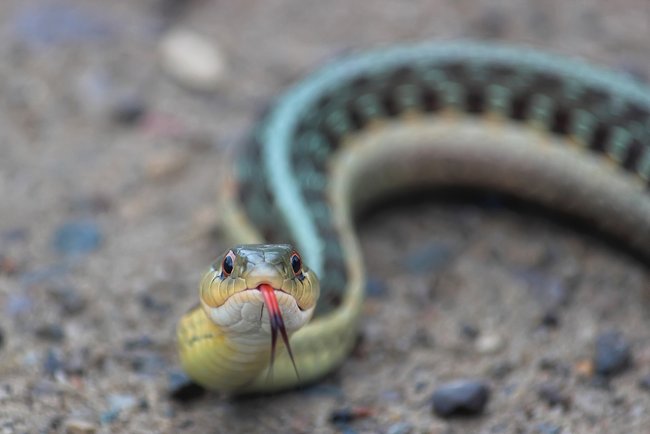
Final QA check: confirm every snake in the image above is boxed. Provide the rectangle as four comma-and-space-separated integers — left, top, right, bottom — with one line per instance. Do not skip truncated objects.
176, 41, 650, 394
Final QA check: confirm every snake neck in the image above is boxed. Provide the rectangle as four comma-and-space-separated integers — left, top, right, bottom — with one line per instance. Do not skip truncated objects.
177, 305, 273, 391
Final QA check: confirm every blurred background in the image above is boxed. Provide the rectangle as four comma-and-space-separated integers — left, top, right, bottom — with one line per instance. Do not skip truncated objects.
1, 1, 649, 433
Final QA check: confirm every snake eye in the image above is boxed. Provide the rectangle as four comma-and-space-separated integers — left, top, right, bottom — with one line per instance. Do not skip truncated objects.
290, 252, 302, 276
221, 250, 235, 277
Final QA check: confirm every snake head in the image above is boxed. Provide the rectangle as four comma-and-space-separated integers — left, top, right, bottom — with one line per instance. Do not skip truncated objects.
199, 244, 319, 336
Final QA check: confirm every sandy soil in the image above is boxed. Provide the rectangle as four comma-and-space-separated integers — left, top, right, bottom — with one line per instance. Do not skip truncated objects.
1, 1, 649, 433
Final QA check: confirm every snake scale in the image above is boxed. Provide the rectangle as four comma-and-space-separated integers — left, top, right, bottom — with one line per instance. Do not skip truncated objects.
176, 42, 650, 394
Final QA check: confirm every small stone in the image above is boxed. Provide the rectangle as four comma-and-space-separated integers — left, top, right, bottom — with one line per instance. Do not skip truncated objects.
489, 361, 514, 380
538, 358, 571, 377
404, 243, 453, 274
386, 421, 414, 434
111, 95, 146, 125
123, 335, 155, 350
108, 394, 138, 413
431, 379, 490, 417
139, 293, 171, 313
35, 324, 65, 342
168, 370, 205, 402
64, 418, 97, 434
50, 287, 86, 315
52, 220, 102, 256
537, 382, 571, 410
65, 348, 89, 375
6, 293, 33, 316
594, 330, 632, 376
539, 309, 560, 328
43, 348, 63, 376
475, 333, 504, 355
0, 254, 19, 275
131, 353, 167, 375
459, 323, 479, 341
329, 407, 372, 424
145, 150, 190, 180
99, 410, 119, 425
160, 28, 226, 92
575, 359, 594, 378
535, 422, 562, 434
0, 327, 4, 349
637, 374, 650, 392
516, 269, 571, 309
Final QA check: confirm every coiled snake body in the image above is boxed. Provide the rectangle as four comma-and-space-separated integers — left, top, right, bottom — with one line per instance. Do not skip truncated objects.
177, 42, 650, 394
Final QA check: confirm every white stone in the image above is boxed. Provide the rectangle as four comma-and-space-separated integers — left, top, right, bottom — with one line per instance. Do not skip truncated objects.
160, 29, 225, 91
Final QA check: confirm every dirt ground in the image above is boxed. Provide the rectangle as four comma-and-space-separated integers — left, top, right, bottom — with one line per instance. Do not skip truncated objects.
1, 1, 649, 433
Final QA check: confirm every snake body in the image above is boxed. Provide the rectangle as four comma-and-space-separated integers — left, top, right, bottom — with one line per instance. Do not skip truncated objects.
177, 42, 650, 394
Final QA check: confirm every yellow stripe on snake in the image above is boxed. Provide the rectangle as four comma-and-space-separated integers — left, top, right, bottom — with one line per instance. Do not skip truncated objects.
176, 42, 650, 394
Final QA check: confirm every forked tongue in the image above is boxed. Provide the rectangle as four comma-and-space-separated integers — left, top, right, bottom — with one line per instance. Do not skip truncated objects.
259, 283, 299, 381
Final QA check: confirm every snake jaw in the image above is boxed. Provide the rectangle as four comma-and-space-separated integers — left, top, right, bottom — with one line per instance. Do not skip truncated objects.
205, 284, 314, 336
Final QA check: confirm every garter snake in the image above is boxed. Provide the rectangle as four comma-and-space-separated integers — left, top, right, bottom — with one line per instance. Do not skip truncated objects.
176, 41, 650, 394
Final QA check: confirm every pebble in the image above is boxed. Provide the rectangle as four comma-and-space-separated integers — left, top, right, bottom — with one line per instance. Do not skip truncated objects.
64, 418, 97, 434
168, 370, 206, 402
6, 293, 33, 316
539, 309, 561, 328
386, 421, 414, 434
0, 328, 3, 350
139, 293, 171, 313
123, 335, 155, 350
538, 357, 571, 377
43, 348, 64, 377
52, 220, 102, 256
50, 286, 87, 315
475, 333, 504, 355
110, 95, 146, 126
404, 243, 453, 274
574, 359, 595, 378
0, 254, 19, 275
637, 374, 650, 392
107, 394, 138, 413
328, 407, 372, 424
131, 353, 167, 376
159, 28, 226, 91
65, 348, 90, 375
431, 379, 490, 417
537, 382, 571, 410
515, 269, 571, 309
459, 323, 479, 341
145, 149, 190, 180
593, 330, 631, 376
101, 394, 140, 424
35, 324, 66, 342
489, 361, 514, 380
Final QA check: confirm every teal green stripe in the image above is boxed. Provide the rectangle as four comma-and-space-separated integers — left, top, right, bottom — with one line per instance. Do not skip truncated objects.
262, 41, 650, 276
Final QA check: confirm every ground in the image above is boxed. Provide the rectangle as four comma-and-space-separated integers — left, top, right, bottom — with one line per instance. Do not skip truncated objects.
0, 1, 649, 433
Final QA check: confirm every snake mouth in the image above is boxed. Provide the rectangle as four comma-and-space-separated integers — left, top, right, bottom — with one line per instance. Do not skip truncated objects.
258, 284, 299, 380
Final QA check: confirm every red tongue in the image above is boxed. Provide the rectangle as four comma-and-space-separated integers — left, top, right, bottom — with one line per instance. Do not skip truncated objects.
259, 284, 299, 381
